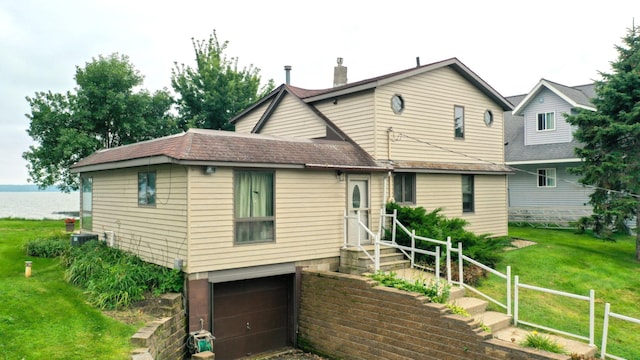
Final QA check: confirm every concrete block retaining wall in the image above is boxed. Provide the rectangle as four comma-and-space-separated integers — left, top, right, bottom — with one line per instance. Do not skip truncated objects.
298, 270, 568, 360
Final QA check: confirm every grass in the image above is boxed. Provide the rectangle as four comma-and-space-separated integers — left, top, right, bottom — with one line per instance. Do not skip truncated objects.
476, 225, 640, 359
0, 219, 137, 359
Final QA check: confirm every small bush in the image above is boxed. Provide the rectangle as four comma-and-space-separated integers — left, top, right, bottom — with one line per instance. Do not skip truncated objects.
521, 331, 565, 354
368, 271, 450, 303
24, 235, 69, 258
62, 240, 184, 309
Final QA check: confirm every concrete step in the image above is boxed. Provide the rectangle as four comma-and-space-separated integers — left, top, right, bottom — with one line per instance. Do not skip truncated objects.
378, 260, 411, 272
473, 311, 512, 333
493, 327, 597, 358
449, 296, 488, 316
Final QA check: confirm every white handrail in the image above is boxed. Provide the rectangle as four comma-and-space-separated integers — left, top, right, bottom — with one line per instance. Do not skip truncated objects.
514, 275, 595, 346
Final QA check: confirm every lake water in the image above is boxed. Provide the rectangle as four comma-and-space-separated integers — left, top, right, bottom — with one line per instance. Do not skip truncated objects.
0, 192, 80, 219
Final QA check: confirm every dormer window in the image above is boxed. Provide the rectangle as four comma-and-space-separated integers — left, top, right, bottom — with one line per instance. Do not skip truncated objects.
537, 112, 555, 131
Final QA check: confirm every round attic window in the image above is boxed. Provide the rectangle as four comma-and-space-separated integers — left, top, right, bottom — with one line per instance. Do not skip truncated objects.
484, 110, 493, 126
391, 95, 404, 114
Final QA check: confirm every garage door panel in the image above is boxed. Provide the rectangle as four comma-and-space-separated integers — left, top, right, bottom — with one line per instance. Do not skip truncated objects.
212, 275, 291, 360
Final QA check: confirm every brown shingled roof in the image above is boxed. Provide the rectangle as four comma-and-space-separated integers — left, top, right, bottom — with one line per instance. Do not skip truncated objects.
71, 129, 386, 171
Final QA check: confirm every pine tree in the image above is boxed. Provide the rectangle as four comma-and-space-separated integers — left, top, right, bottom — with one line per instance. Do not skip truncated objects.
566, 25, 640, 260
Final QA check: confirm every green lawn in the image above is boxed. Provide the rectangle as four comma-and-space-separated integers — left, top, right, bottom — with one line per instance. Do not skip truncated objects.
476, 226, 640, 359
0, 219, 137, 359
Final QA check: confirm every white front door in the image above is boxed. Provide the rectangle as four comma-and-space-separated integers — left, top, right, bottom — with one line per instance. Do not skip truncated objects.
347, 176, 370, 245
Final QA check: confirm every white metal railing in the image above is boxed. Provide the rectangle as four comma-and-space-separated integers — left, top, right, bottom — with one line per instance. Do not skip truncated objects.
380, 209, 510, 315
514, 275, 595, 347
451, 242, 512, 316
379, 209, 445, 280
601, 303, 640, 359
343, 210, 379, 269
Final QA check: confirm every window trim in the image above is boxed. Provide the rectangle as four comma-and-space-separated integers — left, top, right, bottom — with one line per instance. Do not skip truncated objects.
536, 111, 556, 131
233, 169, 276, 244
138, 171, 157, 207
454, 105, 465, 139
462, 175, 474, 213
393, 172, 416, 204
537, 168, 557, 188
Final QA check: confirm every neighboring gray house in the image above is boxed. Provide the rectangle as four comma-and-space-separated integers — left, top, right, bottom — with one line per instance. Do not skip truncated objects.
504, 79, 595, 225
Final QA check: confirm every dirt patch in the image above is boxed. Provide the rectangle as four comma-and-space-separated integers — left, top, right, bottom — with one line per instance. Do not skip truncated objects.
101, 294, 162, 326
246, 348, 328, 360
506, 238, 537, 251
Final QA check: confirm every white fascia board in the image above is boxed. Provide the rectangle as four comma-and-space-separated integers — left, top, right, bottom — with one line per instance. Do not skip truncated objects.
506, 158, 581, 165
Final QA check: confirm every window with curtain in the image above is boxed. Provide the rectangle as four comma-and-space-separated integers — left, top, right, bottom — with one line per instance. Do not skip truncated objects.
81, 176, 93, 230
537, 112, 555, 131
393, 173, 415, 204
138, 171, 156, 206
235, 170, 274, 243
462, 175, 474, 213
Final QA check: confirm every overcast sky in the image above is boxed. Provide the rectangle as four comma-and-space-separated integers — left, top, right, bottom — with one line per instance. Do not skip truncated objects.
1, 0, 637, 185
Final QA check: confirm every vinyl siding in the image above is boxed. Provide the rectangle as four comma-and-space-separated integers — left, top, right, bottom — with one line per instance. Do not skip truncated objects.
86, 164, 188, 268
187, 168, 348, 273
374, 67, 505, 164
508, 162, 591, 208
523, 88, 574, 145
234, 101, 271, 133
414, 173, 508, 237
259, 94, 326, 138
314, 91, 376, 155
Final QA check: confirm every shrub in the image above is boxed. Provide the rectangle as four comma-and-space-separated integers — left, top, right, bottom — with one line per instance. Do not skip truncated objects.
385, 202, 510, 269
62, 240, 184, 309
368, 271, 450, 303
24, 235, 69, 258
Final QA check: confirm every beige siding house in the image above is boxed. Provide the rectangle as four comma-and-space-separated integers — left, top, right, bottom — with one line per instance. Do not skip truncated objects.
70, 57, 512, 359
233, 58, 513, 237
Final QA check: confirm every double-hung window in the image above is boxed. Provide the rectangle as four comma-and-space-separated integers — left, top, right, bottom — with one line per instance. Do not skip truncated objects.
537, 112, 555, 131
393, 173, 415, 204
537, 168, 556, 187
235, 170, 275, 243
138, 172, 156, 206
462, 175, 474, 213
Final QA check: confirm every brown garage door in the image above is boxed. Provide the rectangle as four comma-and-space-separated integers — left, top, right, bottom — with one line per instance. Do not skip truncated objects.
212, 275, 292, 360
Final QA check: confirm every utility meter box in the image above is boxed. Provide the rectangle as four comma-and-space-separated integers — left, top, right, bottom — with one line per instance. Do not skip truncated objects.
70, 233, 98, 247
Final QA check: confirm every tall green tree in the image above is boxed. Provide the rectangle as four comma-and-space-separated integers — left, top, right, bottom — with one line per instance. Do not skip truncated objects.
566, 25, 640, 260
23, 53, 177, 192
171, 30, 275, 130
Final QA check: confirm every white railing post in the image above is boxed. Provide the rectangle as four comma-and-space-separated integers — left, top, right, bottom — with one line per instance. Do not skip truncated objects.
514, 275, 519, 326
356, 210, 361, 247
392, 209, 397, 244
446, 236, 452, 284
601, 303, 611, 359
411, 229, 416, 268
378, 207, 384, 239
506, 266, 512, 316
589, 289, 595, 347
374, 233, 380, 272
457, 242, 463, 288
343, 209, 347, 248
435, 246, 440, 281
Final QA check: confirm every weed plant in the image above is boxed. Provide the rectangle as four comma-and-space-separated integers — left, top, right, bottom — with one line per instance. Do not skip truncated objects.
62, 240, 183, 309
368, 271, 450, 303
521, 331, 565, 354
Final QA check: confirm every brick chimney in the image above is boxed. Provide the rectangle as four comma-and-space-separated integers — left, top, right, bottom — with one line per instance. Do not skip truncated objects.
333, 58, 347, 87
